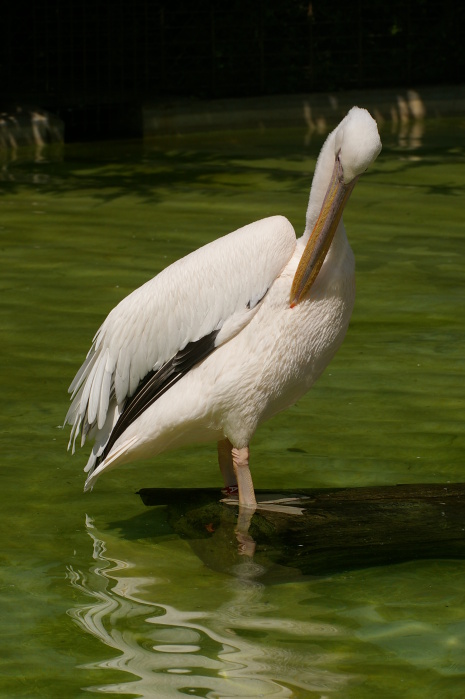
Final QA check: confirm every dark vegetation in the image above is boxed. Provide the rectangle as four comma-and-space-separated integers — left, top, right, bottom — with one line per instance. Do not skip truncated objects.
1, 1, 462, 139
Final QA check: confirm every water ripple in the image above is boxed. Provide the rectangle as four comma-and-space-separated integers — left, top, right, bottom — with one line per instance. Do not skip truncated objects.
66, 516, 351, 697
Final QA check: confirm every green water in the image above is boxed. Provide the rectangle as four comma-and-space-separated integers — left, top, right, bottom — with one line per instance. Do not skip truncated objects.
1, 116, 465, 697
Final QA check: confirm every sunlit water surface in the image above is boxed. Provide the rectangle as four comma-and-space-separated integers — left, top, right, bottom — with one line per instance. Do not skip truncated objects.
1, 116, 465, 698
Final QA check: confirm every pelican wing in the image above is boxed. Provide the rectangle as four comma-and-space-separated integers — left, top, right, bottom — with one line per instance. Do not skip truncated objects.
99, 328, 220, 464
66, 215, 296, 453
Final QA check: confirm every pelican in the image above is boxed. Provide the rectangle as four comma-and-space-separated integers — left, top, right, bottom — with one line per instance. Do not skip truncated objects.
66, 107, 381, 508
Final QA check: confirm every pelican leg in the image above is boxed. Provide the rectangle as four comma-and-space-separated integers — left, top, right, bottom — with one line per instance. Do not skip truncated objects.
231, 445, 257, 556
218, 438, 238, 495
232, 445, 257, 508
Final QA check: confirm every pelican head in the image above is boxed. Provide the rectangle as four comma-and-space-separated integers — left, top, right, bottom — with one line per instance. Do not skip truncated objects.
290, 107, 382, 306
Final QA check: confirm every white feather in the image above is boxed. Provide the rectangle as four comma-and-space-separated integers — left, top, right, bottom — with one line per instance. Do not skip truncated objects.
67, 215, 296, 456
98, 363, 112, 430
84, 435, 139, 491
87, 348, 108, 425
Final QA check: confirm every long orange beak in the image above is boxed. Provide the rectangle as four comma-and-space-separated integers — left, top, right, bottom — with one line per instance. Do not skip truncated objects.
290, 155, 358, 307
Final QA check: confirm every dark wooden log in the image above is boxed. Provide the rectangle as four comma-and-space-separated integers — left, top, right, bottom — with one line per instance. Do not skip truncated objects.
136, 483, 465, 580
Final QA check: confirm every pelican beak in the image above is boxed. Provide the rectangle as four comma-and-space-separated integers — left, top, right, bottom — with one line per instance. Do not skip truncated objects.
290, 154, 358, 307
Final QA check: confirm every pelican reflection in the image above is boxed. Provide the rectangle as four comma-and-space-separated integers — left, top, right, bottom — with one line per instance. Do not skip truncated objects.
67, 515, 350, 697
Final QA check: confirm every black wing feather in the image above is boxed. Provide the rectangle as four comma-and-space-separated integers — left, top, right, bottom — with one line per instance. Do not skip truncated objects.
97, 329, 219, 467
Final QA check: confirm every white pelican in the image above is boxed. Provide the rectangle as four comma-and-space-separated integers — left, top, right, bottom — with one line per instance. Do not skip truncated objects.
66, 107, 381, 508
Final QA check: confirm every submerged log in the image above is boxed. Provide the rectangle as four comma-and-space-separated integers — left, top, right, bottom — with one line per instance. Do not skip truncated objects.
137, 483, 465, 579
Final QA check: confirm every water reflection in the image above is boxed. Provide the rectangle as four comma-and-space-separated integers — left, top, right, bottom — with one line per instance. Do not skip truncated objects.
389, 91, 425, 153
303, 88, 427, 153
0, 106, 63, 151
0, 106, 64, 180
136, 485, 465, 579
67, 515, 350, 697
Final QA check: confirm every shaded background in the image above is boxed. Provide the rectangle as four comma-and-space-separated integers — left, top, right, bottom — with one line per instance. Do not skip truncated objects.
1, 0, 463, 140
